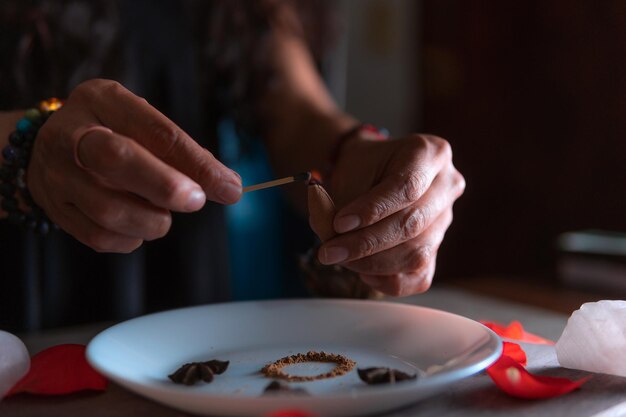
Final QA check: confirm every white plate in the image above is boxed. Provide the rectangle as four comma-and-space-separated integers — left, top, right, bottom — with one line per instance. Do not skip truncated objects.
86, 299, 501, 417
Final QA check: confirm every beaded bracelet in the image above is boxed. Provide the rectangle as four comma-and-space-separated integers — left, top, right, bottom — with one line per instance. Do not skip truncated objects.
0, 98, 63, 234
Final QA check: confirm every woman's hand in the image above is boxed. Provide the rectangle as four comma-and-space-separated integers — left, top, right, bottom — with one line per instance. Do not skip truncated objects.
317, 133, 465, 296
27, 79, 242, 253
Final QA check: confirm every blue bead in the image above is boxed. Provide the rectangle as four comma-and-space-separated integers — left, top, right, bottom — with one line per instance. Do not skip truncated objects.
16, 118, 32, 133
2, 145, 17, 161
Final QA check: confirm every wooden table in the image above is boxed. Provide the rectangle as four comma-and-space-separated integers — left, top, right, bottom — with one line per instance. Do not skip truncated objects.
2, 286, 626, 417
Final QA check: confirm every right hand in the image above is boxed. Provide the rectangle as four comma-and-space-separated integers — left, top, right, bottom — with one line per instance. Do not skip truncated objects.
27, 79, 242, 253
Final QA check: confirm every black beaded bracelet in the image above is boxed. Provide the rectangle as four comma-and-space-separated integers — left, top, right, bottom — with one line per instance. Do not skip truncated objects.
0, 98, 63, 234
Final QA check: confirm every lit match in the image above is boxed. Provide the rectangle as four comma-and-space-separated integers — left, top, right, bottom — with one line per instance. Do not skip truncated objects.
243, 172, 311, 193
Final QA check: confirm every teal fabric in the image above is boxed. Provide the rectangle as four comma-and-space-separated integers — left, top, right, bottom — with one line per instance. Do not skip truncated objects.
219, 119, 286, 300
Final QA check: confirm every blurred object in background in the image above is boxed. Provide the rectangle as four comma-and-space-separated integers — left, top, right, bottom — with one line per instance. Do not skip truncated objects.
327, 0, 421, 135
219, 119, 286, 300
556, 230, 626, 295
422, 1, 626, 283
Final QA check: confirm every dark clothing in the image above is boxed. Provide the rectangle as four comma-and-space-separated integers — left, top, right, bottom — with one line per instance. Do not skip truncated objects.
0, 206, 231, 331
0, 0, 233, 332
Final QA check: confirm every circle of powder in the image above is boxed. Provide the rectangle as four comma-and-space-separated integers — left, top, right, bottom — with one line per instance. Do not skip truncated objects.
261, 350, 356, 382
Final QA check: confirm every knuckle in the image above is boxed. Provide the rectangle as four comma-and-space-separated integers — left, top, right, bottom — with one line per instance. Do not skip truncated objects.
357, 233, 380, 258
452, 170, 466, 197
200, 150, 220, 179
104, 137, 134, 163
406, 245, 432, 272
401, 206, 428, 240
73, 78, 121, 100
412, 272, 433, 294
89, 137, 134, 174
98, 79, 126, 98
158, 177, 185, 204
191, 151, 219, 185
149, 212, 172, 240
362, 199, 389, 224
402, 172, 426, 203
434, 137, 453, 159
417, 134, 452, 160
147, 121, 182, 159
419, 263, 436, 292
71, 80, 94, 99
92, 204, 124, 229
408, 133, 429, 148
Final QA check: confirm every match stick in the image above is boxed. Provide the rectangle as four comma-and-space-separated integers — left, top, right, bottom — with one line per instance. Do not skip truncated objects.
243, 172, 311, 193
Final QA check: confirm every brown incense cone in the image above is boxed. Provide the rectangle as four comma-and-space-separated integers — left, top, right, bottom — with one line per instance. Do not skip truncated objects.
303, 183, 382, 299
308, 183, 337, 241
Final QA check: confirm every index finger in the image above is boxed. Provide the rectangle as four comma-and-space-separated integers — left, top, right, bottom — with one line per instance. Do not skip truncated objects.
77, 128, 207, 212
333, 135, 449, 233
75, 80, 242, 204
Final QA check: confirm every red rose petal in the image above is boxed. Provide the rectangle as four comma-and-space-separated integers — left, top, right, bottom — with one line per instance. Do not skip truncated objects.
481, 320, 555, 345
487, 354, 590, 399
502, 341, 527, 366
7, 344, 107, 396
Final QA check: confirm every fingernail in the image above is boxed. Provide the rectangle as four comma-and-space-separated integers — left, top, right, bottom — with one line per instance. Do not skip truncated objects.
335, 215, 361, 233
319, 246, 349, 265
185, 189, 206, 211
217, 181, 242, 203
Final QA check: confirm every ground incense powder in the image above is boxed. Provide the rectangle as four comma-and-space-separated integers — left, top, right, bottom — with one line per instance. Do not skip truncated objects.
261, 351, 356, 382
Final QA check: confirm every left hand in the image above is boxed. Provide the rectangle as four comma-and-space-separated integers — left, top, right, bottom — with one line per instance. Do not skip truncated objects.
317, 133, 465, 296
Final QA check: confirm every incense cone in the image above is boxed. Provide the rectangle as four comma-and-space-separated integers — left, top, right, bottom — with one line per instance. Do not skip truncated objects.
308, 183, 337, 241
304, 183, 382, 299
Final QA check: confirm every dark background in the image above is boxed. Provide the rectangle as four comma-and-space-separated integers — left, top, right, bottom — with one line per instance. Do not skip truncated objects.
421, 1, 626, 288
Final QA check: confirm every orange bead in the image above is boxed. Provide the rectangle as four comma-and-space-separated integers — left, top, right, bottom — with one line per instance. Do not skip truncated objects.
39, 98, 63, 112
